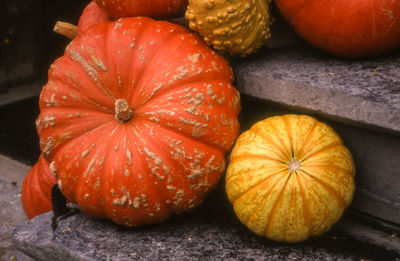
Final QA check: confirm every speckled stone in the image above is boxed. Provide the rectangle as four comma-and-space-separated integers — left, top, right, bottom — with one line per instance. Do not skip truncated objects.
12, 187, 400, 261
231, 44, 400, 134
0, 178, 33, 261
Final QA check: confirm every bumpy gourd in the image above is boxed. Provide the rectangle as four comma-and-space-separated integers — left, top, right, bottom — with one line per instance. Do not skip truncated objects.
185, 0, 272, 57
226, 115, 355, 242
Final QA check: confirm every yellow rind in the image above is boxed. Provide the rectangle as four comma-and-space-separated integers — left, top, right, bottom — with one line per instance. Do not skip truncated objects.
225, 114, 356, 242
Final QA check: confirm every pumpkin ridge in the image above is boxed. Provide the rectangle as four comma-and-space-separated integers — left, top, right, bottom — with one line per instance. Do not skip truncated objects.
299, 169, 345, 210
301, 173, 339, 236
73, 149, 102, 209
267, 116, 294, 161
228, 153, 287, 165
38, 114, 116, 160
138, 115, 231, 154
295, 173, 312, 238
125, 121, 205, 213
264, 171, 293, 238
103, 18, 158, 102
300, 141, 344, 163
30, 161, 49, 216
66, 44, 116, 102
21, 164, 34, 218
253, 123, 291, 162
302, 162, 355, 178
135, 30, 193, 81
231, 171, 283, 231
135, 77, 233, 111
41, 76, 114, 114
54, 120, 120, 203
244, 140, 289, 164
111, 123, 172, 223
129, 32, 197, 107
232, 168, 287, 203
127, 123, 176, 213
295, 119, 319, 160
283, 115, 295, 158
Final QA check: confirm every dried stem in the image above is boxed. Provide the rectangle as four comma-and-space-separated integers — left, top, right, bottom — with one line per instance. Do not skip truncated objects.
54, 21, 78, 40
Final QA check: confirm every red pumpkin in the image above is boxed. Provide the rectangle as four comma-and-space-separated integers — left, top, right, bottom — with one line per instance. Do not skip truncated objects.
36, 17, 240, 226
274, 0, 400, 58
21, 155, 57, 219
95, 0, 188, 19
54, 1, 111, 40
78, 1, 111, 35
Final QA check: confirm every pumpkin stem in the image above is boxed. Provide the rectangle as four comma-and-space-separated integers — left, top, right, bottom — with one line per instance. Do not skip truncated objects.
115, 99, 133, 122
288, 158, 301, 173
54, 21, 78, 40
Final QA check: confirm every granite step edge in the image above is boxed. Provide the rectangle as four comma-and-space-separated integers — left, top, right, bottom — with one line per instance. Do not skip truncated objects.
234, 73, 400, 135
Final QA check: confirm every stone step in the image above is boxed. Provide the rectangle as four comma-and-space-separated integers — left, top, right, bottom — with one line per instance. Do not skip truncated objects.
231, 44, 400, 134
0, 155, 33, 261
12, 197, 400, 261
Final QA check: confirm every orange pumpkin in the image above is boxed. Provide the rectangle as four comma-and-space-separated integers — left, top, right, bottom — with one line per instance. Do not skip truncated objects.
226, 115, 355, 242
21, 155, 57, 219
78, 1, 110, 35
274, 0, 400, 58
54, 1, 111, 40
95, 0, 188, 19
37, 17, 240, 226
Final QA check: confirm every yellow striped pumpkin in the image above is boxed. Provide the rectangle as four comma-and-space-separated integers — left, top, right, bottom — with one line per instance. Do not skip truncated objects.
225, 114, 355, 242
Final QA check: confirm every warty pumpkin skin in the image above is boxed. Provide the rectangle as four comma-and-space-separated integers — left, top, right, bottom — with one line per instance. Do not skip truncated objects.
185, 0, 273, 57
95, 0, 188, 19
21, 155, 57, 219
226, 115, 355, 243
36, 17, 240, 227
274, 0, 400, 58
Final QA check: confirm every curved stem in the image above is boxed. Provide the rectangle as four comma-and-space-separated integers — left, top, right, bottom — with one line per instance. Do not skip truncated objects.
54, 21, 78, 40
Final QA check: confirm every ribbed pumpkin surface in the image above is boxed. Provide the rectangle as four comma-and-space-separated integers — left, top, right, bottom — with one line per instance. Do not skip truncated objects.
36, 17, 240, 226
226, 114, 355, 242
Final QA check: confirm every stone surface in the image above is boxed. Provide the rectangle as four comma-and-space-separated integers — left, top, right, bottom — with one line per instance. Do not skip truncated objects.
0, 154, 30, 186
338, 219, 400, 254
0, 81, 42, 107
232, 44, 400, 134
0, 156, 33, 261
13, 204, 400, 261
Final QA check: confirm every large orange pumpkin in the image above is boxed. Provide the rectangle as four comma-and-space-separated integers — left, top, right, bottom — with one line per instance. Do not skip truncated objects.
274, 0, 400, 58
226, 115, 355, 242
95, 0, 188, 19
37, 17, 240, 226
21, 155, 57, 219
